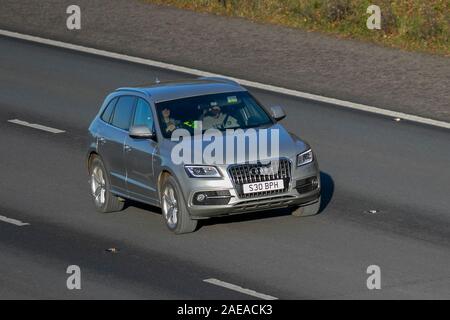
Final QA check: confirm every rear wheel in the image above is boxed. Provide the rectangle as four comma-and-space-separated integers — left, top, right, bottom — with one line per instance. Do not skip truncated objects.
291, 196, 321, 217
161, 175, 197, 234
89, 156, 124, 213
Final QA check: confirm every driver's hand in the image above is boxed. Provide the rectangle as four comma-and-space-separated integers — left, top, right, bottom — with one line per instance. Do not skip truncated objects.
166, 123, 176, 132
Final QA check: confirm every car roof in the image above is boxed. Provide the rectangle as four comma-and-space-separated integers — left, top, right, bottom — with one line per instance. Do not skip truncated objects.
115, 77, 246, 103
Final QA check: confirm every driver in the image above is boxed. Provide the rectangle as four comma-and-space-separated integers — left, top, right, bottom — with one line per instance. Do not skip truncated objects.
202, 105, 238, 130
161, 107, 179, 134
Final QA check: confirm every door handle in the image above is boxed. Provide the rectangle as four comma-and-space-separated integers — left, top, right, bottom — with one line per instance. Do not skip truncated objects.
124, 145, 132, 152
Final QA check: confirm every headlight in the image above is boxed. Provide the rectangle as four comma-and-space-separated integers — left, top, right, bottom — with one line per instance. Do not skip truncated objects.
296, 149, 313, 167
184, 165, 221, 178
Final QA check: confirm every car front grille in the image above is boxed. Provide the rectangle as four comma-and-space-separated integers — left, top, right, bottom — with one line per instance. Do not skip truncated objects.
228, 159, 291, 198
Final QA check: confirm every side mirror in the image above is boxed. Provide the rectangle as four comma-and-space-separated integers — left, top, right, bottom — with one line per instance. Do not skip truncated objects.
270, 105, 286, 121
129, 125, 155, 139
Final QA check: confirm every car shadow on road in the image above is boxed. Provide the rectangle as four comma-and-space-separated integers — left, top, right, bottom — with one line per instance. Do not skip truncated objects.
319, 171, 334, 214
200, 171, 334, 229
124, 200, 162, 214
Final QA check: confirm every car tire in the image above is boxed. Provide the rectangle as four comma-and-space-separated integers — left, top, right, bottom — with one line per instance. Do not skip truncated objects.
89, 156, 124, 213
291, 196, 321, 217
160, 175, 197, 234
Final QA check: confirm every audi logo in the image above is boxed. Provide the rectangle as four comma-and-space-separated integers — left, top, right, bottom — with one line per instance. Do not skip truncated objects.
249, 165, 278, 176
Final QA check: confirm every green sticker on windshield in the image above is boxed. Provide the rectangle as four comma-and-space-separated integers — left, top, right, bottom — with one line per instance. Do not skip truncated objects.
183, 120, 194, 128
183, 120, 199, 129
227, 96, 238, 104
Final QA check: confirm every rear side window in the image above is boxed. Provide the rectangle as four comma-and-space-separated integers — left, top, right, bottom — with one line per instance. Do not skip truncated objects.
133, 98, 154, 129
101, 97, 117, 123
111, 96, 135, 130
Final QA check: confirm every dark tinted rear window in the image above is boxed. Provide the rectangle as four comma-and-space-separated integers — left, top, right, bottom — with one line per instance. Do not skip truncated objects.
101, 97, 117, 123
111, 96, 135, 130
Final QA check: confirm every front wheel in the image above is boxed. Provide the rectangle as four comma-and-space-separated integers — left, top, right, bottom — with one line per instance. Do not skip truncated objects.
291, 196, 321, 217
89, 156, 124, 213
161, 175, 197, 234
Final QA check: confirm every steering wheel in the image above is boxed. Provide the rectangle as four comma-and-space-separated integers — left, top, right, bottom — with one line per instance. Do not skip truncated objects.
220, 113, 231, 129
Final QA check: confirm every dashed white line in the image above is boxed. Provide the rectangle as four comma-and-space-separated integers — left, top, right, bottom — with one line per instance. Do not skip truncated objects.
204, 278, 278, 300
8, 119, 65, 134
0, 215, 30, 226
1, 29, 449, 130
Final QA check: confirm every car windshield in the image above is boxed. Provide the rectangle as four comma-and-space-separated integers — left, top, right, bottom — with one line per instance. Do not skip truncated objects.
155, 91, 273, 138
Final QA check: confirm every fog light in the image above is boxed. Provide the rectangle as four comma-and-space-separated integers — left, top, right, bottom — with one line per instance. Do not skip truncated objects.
196, 193, 206, 202
193, 190, 231, 205
311, 177, 319, 188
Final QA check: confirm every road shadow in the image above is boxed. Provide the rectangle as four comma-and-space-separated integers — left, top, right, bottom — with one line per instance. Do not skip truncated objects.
319, 171, 334, 214
123, 200, 162, 214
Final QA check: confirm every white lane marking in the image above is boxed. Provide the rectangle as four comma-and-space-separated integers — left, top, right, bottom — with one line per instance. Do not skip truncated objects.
204, 278, 278, 300
8, 119, 65, 134
0, 215, 30, 226
1, 29, 450, 130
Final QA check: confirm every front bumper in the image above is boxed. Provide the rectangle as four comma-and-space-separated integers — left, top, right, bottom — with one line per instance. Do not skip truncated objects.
183, 160, 321, 219
189, 188, 320, 219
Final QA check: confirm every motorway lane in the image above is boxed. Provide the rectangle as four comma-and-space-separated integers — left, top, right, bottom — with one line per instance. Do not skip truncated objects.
0, 36, 449, 299
0, 121, 258, 299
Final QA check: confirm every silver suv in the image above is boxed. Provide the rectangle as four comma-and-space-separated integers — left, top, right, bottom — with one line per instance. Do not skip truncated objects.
86, 78, 321, 234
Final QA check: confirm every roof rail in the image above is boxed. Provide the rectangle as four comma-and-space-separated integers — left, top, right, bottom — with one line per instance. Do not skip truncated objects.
115, 87, 150, 95
198, 77, 240, 87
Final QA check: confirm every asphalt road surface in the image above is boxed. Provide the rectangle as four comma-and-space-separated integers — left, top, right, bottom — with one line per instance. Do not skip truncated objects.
0, 36, 449, 299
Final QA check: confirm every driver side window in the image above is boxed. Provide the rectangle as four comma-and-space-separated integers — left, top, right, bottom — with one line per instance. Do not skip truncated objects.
133, 98, 154, 130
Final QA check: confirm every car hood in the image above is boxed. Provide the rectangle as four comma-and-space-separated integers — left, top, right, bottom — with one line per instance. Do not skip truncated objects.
160, 123, 309, 165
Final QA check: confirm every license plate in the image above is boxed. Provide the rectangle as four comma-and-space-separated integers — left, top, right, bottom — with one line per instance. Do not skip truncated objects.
242, 179, 284, 194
